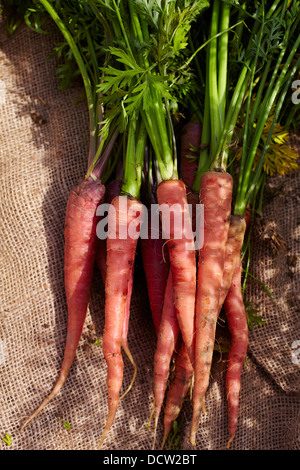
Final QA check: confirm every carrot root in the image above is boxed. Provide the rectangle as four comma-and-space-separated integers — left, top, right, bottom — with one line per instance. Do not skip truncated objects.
219, 215, 246, 311
152, 269, 180, 449
190, 171, 233, 446
160, 343, 194, 450
98, 195, 143, 449
180, 121, 202, 190
157, 179, 197, 366
21, 179, 105, 431
96, 182, 138, 402
224, 256, 248, 448
140, 217, 170, 335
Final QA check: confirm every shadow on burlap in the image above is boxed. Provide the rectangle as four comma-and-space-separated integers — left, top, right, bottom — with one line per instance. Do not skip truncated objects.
0, 20, 299, 451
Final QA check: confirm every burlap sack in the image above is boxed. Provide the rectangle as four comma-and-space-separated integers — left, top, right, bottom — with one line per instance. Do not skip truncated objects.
0, 18, 299, 450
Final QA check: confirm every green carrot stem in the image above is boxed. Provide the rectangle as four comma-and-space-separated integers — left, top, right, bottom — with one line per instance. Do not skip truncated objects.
188, 31, 205, 90
256, 172, 266, 217
127, 1, 175, 181
209, 0, 221, 160
91, 127, 120, 182
121, 117, 146, 199
212, 0, 287, 170
234, 32, 300, 216
178, 20, 243, 73
248, 58, 272, 130
193, 47, 211, 192
112, 0, 134, 57
218, 1, 230, 129
216, 65, 250, 171
128, 0, 147, 52
247, 54, 300, 202
231, 2, 246, 54
236, 5, 266, 195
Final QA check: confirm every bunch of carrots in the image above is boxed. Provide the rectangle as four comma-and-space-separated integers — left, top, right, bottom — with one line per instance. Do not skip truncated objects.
5, 0, 299, 450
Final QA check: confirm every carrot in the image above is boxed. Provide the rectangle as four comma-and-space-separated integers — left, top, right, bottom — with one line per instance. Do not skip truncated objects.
224, 256, 248, 448
156, 179, 196, 366
96, 178, 123, 281
151, 120, 200, 449
96, 177, 137, 392
160, 342, 194, 450
219, 215, 246, 311
154, 122, 201, 448
140, 148, 170, 335
190, 170, 233, 446
96, 238, 137, 400
98, 194, 144, 449
96, 237, 107, 283
152, 269, 180, 448
21, 178, 105, 431
140, 218, 170, 335
180, 121, 202, 191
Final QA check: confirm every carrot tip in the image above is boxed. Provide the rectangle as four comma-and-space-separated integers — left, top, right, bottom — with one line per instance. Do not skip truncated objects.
160, 434, 167, 450
97, 403, 120, 449
97, 426, 110, 450
190, 434, 197, 447
152, 416, 159, 450
20, 418, 30, 433
227, 435, 234, 449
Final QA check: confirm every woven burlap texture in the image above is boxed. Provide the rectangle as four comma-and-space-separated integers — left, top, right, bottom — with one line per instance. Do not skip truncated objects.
0, 20, 299, 451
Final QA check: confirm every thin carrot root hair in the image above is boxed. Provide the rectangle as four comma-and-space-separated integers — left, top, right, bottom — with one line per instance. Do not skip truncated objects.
147, 400, 155, 431
119, 346, 137, 400
120, 265, 137, 400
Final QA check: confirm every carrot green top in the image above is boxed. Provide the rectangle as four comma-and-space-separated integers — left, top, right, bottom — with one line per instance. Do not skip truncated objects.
191, 0, 300, 216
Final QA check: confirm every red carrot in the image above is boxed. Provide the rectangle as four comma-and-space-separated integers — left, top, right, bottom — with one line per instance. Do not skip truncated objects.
140, 218, 170, 335
96, 178, 137, 395
160, 341, 194, 450
96, 237, 107, 282
224, 256, 248, 449
152, 269, 180, 448
180, 121, 202, 191
190, 171, 233, 446
98, 195, 144, 448
219, 215, 246, 311
96, 178, 122, 281
96, 238, 136, 400
155, 120, 201, 449
180, 121, 201, 255
216, 215, 247, 449
21, 178, 105, 431
157, 179, 196, 366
